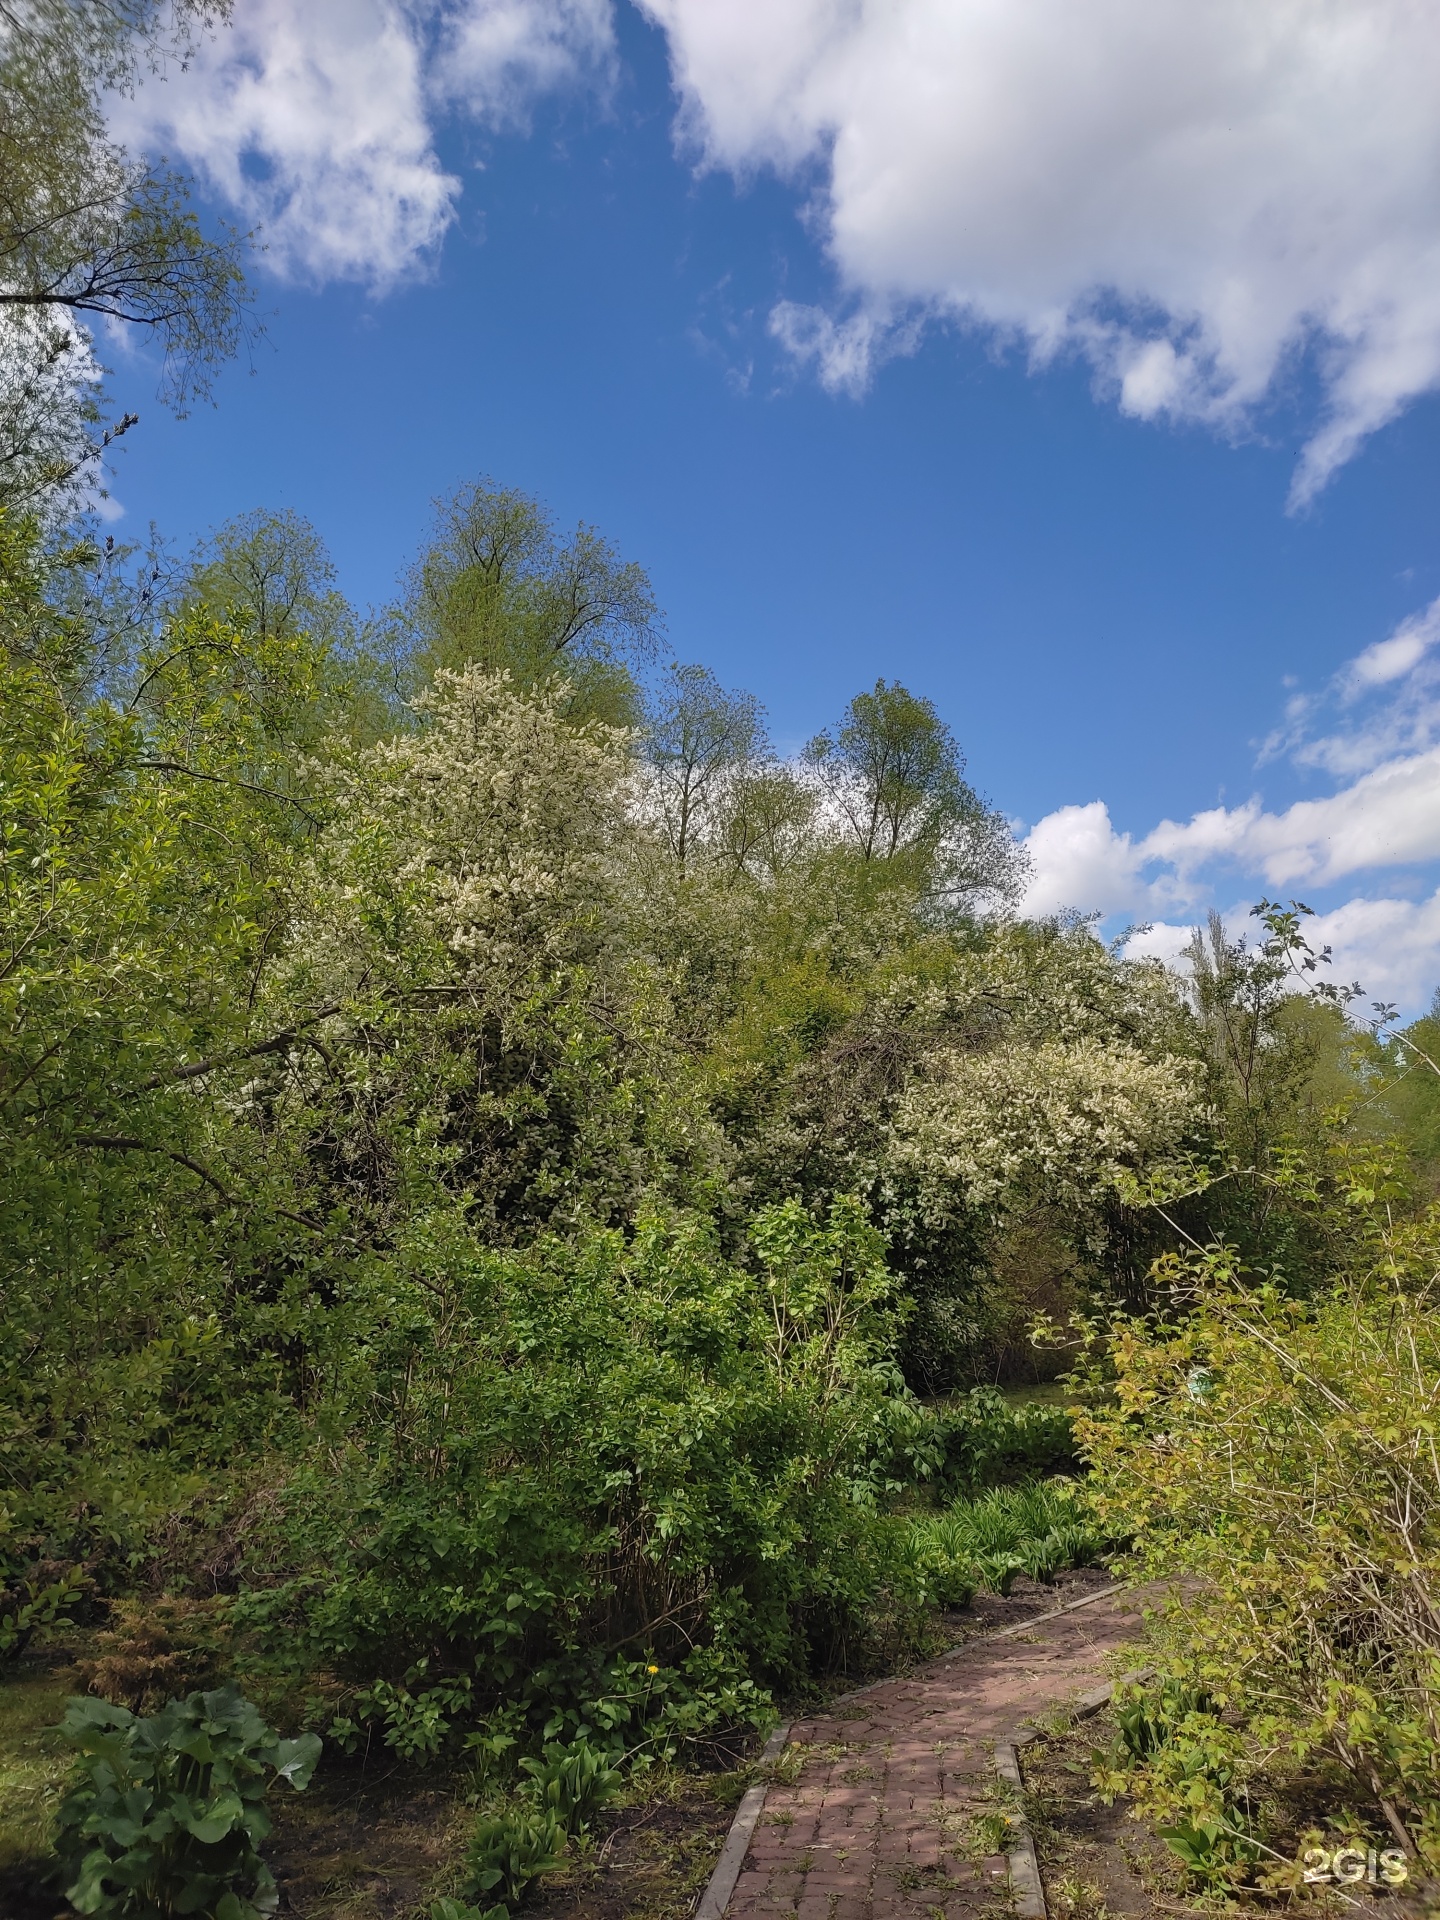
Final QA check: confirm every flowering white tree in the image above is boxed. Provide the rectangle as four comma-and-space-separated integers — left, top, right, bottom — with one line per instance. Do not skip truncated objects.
287, 665, 630, 1006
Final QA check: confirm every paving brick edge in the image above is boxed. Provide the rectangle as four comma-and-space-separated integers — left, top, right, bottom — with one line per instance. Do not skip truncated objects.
690, 1581, 1133, 1918
693, 1719, 792, 1920
1001, 1663, 1155, 1920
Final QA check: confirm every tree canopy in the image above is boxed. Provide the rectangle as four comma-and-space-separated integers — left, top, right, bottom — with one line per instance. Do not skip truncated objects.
0, 0, 251, 512
804, 677, 1025, 910
4, 456, 1440, 1905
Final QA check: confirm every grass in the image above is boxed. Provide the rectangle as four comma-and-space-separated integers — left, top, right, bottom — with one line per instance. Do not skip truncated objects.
905, 1479, 1110, 1604
0, 1651, 79, 1915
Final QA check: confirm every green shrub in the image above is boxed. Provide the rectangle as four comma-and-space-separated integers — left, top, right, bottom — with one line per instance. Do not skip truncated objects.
0, 1560, 84, 1663
1093, 1680, 1256, 1887
1082, 1167, 1440, 1869
52, 1687, 320, 1919
231, 1200, 932, 1726
933, 1389, 1077, 1496
462, 1808, 566, 1908
518, 1738, 621, 1834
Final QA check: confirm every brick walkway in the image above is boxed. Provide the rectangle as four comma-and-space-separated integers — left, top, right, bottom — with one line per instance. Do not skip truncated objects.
727, 1587, 1153, 1920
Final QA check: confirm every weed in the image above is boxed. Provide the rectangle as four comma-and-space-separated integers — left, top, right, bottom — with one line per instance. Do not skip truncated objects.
52, 1687, 320, 1920
461, 1808, 566, 1908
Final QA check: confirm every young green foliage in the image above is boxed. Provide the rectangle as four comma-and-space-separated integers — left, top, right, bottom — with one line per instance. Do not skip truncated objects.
52, 1687, 319, 1920
1081, 1149, 1440, 1865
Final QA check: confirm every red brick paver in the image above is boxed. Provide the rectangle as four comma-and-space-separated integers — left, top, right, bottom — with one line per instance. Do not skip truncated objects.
730, 1587, 1153, 1920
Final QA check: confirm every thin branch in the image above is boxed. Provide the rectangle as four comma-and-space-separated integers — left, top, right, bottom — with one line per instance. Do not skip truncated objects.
137, 759, 319, 824
133, 1007, 341, 1089
71, 1133, 321, 1230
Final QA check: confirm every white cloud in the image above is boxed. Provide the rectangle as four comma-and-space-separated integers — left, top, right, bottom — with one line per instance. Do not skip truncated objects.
107, 0, 1440, 488
1300, 893, 1440, 1014
1123, 900, 1440, 1017
113, 0, 613, 289
1344, 602, 1440, 696
436, 0, 615, 126
1020, 600, 1440, 1011
768, 300, 913, 397
114, 0, 455, 287
1120, 921, 1195, 971
1019, 801, 1155, 921
87, 487, 127, 525
1023, 749, 1440, 925
638, 0, 1440, 499
1261, 595, 1440, 778
1153, 751, 1440, 889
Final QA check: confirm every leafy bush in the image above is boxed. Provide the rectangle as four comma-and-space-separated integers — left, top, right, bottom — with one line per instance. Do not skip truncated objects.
1093, 1679, 1256, 1887
52, 1687, 320, 1919
0, 1558, 84, 1663
933, 1388, 1077, 1496
231, 1199, 933, 1736
462, 1809, 566, 1909
1082, 1161, 1440, 1868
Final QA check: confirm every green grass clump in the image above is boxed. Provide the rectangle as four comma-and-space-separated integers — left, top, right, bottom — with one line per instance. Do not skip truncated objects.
0, 1663, 75, 1877
906, 1480, 1109, 1605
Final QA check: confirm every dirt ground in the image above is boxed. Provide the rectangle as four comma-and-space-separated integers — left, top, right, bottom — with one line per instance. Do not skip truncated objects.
0, 1569, 1124, 1920
1024, 1714, 1179, 1920
518, 1770, 746, 1920
259, 1755, 750, 1920
265, 1766, 471, 1920
1024, 1709, 1430, 1920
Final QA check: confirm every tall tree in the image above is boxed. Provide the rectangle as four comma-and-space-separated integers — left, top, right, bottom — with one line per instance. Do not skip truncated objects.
713, 764, 817, 882
400, 479, 660, 722
803, 679, 1024, 909
645, 661, 765, 866
179, 509, 352, 648
0, 0, 251, 512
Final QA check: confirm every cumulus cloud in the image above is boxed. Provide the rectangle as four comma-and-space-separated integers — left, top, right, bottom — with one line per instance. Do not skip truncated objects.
1020, 801, 1162, 922
111, 0, 456, 287
1022, 749, 1440, 924
1124, 899, 1440, 1018
1021, 599, 1440, 1010
106, 0, 1440, 486
113, 0, 613, 289
1298, 893, 1440, 1014
435, 0, 615, 127
1153, 751, 1440, 889
638, 0, 1440, 499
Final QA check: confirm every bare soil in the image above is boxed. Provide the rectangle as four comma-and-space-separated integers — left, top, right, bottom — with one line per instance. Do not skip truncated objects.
266, 1767, 469, 1919
1024, 1715, 1178, 1920
0, 1568, 1122, 1920
1023, 1709, 1430, 1920
519, 1771, 746, 1920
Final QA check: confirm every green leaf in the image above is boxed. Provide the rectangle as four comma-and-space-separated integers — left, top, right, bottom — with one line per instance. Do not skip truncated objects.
271, 1732, 322, 1789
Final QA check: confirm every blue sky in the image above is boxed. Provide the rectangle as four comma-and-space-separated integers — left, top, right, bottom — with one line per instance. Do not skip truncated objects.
99, 0, 1440, 1008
